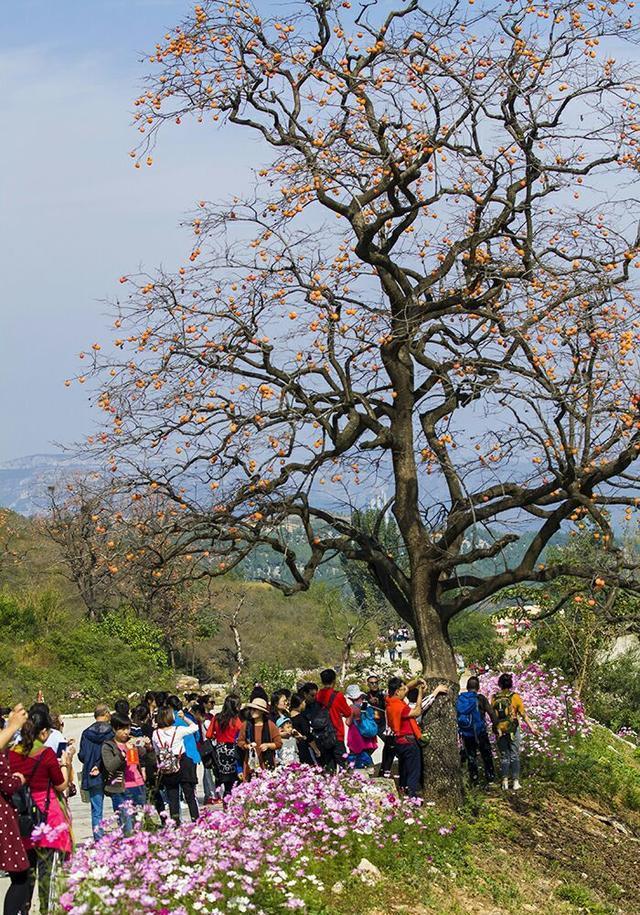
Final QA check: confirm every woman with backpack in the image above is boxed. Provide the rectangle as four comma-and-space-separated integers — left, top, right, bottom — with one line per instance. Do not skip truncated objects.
205, 695, 243, 798
152, 705, 200, 824
0, 704, 30, 915
237, 697, 282, 781
9, 709, 74, 913
344, 685, 378, 769
492, 673, 537, 791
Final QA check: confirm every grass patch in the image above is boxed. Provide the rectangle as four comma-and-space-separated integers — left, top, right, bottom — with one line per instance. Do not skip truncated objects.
556, 882, 617, 914
539, 725, 640, 816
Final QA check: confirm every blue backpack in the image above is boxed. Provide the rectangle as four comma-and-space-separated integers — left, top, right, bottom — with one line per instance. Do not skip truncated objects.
356, 705, 379, 739
456, 691, 485, 738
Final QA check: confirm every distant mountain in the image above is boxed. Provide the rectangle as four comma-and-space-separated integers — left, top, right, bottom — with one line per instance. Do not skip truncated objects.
0, 453, 94, 515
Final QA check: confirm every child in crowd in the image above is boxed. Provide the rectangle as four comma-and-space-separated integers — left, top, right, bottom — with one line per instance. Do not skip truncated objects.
276, 717, 299, 766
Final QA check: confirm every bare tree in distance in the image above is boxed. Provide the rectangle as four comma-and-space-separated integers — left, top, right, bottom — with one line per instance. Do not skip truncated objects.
323, 588, 383, 684
82, 0, 640, 802
45, 480, 118, 621
217, 594, 248, 688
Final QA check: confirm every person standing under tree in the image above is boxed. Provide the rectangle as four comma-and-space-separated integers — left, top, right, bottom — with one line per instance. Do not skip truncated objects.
492, 673, 537, 791
206, 694, 243, 798
9, 710, 74, 913
237, 698, 282, 780
101, 714, 148, 836
365, 673, 395, 777
152, 706, 200, 823
386, 677, 449, 797
78, 704, 113, 840
456, 677, 497, 786
289, 694, 319, 766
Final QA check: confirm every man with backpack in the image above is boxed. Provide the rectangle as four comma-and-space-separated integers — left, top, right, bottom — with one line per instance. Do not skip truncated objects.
316, 669, 351, 771
456, 677, 497, 787
492, 673, 537, 791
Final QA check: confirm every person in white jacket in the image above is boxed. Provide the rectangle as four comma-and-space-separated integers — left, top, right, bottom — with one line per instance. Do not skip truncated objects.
152, 706, 200, 823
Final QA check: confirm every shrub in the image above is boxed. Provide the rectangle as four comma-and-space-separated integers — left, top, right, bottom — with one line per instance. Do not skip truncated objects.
236, 661, 297, 697
0, 588, 174, 710
449, 610, 506, 668
588, 650, 640, 734
544, 724, 640, 815
99, 608, 168, 670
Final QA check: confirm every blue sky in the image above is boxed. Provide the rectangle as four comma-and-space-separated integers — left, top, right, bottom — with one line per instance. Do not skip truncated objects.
0, 0, 266, 462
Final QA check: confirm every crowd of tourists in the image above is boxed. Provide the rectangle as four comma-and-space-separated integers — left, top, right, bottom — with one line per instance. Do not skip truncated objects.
0, 668, 535, 914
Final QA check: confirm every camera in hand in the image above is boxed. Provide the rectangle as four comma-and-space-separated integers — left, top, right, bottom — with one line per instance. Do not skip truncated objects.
0, 707, 12, 717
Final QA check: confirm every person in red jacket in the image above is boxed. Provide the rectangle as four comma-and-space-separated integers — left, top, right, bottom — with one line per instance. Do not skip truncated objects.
386, 677, 449, 797
316, 669, 351, 771
205, 695, 243, 798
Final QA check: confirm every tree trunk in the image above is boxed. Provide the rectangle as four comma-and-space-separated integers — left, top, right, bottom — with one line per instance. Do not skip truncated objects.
412, 588, 464, 808
383, 336, 463, 806
229, 615, 244, 688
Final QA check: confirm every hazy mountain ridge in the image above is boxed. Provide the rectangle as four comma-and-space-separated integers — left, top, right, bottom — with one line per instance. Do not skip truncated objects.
0, 453, 92, 515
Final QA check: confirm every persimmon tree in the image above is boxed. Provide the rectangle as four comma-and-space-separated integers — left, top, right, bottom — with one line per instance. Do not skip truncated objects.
84, 0, 640, 802
100, 498, 219, 669
45, 480, 119, 621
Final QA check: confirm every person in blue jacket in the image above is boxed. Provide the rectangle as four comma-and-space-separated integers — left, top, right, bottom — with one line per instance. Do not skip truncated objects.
78, 704, 113, 839
456, 677, 497, 786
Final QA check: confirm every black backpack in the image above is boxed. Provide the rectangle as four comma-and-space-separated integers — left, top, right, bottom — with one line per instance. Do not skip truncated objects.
310, 692, 338, 752
12, 753, 51, 838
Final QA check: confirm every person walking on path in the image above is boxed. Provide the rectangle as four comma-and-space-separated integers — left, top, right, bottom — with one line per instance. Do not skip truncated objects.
456, 677, 497, 786
0, 704, 31, 915
316, 669, 351, 771
387, 627, 397, 663
152, 706, 200, 824
78, 704, 113, 840
206, 695, 243, 798
492, 673, 537, 791
9, 710, 74, 914
101, 714, 148, 836
237, 697, 282, 781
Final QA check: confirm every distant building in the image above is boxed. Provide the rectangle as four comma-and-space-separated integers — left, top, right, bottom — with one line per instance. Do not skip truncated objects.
493, 604, 541, 638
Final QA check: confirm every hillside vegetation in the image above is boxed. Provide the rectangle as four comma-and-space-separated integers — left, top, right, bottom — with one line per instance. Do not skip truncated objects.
322, 729, 640, 915
0, 510, 366, 707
